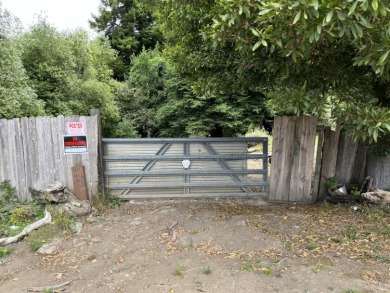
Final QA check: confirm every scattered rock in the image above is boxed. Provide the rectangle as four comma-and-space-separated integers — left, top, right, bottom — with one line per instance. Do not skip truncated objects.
72, 238, 86, 248
29, 182, 67, 204
130, 220, 141, 226
37, 243, 59, 255
9, 225, 20, 230
69, 221, 83, 234
236, 220, 247, 226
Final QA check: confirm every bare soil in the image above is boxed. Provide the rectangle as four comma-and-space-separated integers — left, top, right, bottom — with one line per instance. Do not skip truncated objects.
1, 198, 389, 293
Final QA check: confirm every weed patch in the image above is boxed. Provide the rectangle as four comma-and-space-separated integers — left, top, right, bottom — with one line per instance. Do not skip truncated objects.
174, 265, 185, 276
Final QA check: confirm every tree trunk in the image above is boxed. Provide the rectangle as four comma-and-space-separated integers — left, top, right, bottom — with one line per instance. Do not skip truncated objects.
366, 154, 390, 190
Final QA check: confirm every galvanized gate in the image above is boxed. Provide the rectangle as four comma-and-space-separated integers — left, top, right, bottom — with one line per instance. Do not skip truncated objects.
103, 138, 268, 199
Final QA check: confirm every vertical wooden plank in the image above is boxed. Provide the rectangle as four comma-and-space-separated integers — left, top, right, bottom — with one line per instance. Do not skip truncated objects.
56, 115, 67, 186
50, 117, 60, 183
35, 116, 46, 190
0, 119, 7, 183
72, 165, 89, 200
91, 109, 103, 199
269, 117, 282, 201
6, 119, 18, 198
366, 154, 390, 190
318, 124, 341, 199
21, 117, 32, 201
289, 116, 302, 201
312, 126, 325, 201
27, 117, 39, 190
44, 116, 56, 185
335, 132, 359, 184
288, 116, 317, 202
351, 142, 367, 183
281, 116, 296, 201
13, 118, 27, 201
302, 116, 318, 202
80, 115, 91, 199
269, 116, 296, 202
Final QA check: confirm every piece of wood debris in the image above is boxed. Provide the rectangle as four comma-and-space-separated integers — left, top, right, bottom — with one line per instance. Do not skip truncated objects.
0, 209, 52, 246
27, 281, 70, 292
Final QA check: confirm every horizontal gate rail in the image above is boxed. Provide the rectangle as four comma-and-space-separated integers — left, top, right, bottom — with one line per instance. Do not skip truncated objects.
103, 137, 267, 143
104, 154, 266, 161
106, 182, 267, 189
105, 169, 267, 176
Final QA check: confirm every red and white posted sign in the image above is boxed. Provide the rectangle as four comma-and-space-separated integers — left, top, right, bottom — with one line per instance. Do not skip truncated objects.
67, 122, 85, 135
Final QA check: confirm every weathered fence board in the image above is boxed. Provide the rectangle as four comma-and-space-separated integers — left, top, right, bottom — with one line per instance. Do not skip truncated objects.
0, 112, 99, 201
269, 116, 318, 203
335, 132, 359, 183
312, 126, 324, 201
318, 125, 341, 200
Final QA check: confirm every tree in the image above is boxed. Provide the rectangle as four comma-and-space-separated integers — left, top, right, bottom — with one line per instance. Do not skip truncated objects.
137, 0, 272, 136
0, 5, 44, 119
206, 0, 389, 142
20, 20, 121, 133
21, 20, 79, 116
117, 48, 166, 137
90, 0, 163, 79
157, 68, 269, 137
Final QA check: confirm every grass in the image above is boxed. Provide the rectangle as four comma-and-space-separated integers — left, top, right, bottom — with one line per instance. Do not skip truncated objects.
189, 229, 200, 234
0, 247, 12, 258
241, 262, 254, 271
306, 243, 317, 251
48, 207, 75, 231
27, 218, 67, 252
262, 266, 273, 276
0, 273, 12, 282
92, 192, 122, 214
174, 265, 185, 277
202, 266, 212, 275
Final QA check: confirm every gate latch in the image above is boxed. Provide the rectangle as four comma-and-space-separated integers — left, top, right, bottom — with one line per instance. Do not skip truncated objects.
182, 159, 191, 169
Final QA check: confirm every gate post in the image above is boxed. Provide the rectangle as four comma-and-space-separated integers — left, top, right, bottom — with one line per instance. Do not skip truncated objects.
269, 116, 318, 203
90, 109, 105, 199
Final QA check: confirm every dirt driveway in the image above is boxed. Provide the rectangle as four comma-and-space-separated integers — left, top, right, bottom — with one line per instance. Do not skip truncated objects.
1, 198, 389, 293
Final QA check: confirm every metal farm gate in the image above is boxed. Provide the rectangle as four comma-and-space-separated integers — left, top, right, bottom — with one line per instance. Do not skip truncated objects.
103, 138, 268, 199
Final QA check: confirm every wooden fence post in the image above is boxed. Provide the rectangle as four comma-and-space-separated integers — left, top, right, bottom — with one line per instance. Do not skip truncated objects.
90, 109, 105, 199
269, 116, 318, 203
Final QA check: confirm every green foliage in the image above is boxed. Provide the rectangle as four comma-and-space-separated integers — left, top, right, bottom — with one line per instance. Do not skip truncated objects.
48, 208, 75, 231
0, 180, 17, 206
202, 266, 212, 275
204, 0, 390, 142
28, 240, 44, 252
27, 222, 64, 252
0, 247, 11, 258
137, 0, 272, 136
105, 193, 122, 209
366, 134, 390, 157
351, 188, 361, 197
21, 19, 78, 116
117, 48, 166, 137
326, 177, 339, 190
90, 0, 163, 79
0, 7, 45, 119
174, 264, 185, 276
18, 20, 121, 134
8, 207, 30, 226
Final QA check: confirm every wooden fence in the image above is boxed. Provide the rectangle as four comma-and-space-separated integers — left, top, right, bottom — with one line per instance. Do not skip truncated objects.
0, 110, 100, 201
269, 116, 318, 203
314, 126, 368, 200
